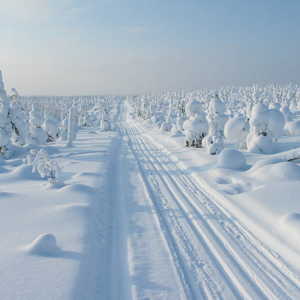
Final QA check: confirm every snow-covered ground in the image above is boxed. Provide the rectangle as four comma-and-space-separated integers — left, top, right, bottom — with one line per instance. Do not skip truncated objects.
1, 101, 300, 299
136, 118, 300, 268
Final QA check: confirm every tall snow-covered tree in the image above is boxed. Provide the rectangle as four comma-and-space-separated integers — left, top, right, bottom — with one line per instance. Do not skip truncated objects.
204, 94, 227, 155
29, 103, 48, 145
0, 71, 13, 155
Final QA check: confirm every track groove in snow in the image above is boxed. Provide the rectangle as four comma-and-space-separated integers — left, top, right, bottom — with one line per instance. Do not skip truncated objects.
122, 122, 300, 300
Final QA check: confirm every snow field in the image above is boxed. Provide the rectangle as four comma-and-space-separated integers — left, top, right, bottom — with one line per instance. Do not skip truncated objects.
1, 70, 300, 299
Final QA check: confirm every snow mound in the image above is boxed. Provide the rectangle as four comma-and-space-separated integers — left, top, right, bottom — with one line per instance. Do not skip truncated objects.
25, 233, 60, 256
250, 158, 283, 171
9, 165, 41, 180
217, 149, 246, 170
250, 162, 300, 182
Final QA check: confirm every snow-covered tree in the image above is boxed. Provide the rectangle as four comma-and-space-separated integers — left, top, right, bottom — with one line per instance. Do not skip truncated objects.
67, 107, 78, 147
246, 103, 285, 154
29, 103, 47, 145
9, 88, 29, 145
43, 111, 59, 142
32, 149, 61, 183
0, 71, 12, 155
224, 114, 249, 149
100, 107, 111, 131
204, 94, 227, 155
183, 110, 208, 147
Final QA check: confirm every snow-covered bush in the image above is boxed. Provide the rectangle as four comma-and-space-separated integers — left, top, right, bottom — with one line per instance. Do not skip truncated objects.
29, 104, 48, 145
32, 149, 61, 183
224, 114, 249, 149
203, 135, 224, 155
246, 103, 285, 153
24, 149, 38, 165
183, 111, 208, 147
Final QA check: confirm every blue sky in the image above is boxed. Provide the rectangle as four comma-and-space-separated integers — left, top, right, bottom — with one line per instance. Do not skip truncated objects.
1, 0, 299, 95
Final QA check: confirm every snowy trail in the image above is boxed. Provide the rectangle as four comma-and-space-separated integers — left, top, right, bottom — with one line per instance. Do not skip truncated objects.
121, 121, 300, 300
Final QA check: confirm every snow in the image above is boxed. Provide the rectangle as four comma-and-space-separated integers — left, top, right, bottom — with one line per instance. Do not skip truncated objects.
217, 149, 247, 170
0, 127, 121, 300
281, 213, 300, 236
2, 85, 300, 299
185, 99, 202, 117
247, 134, 275, 154
285, 120, 300, 135
249, 161, 300, 182
224, 114, 248, 146
25, 233, 61, 256
133, 111, 300, 275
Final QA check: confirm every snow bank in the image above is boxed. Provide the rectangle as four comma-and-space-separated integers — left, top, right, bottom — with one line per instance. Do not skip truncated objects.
250, 157, 283, 171
250, 161, 300, 182
217, 149, 246, 170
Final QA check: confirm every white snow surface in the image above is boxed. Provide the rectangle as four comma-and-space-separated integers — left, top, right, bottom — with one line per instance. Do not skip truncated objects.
1, 102, 300, 299
217, 149, 247, 170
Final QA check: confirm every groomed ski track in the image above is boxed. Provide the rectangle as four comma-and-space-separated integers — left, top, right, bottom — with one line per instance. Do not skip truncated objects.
121, 121, 300, 300
84, 103, 300, 300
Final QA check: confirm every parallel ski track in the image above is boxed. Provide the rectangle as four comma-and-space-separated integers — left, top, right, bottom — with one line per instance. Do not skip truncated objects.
124, 123, 300, 300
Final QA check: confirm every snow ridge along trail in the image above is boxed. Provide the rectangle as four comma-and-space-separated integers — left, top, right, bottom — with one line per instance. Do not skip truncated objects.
122, 121, 300, 300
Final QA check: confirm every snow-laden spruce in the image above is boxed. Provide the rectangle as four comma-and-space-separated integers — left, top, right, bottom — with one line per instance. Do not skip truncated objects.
183, 99, 208, 147
203, 94, 227, 155
246, 103, 285, 154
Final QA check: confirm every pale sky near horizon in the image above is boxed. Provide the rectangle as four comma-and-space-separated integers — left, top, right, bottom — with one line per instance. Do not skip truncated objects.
1, 0, 299, 95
